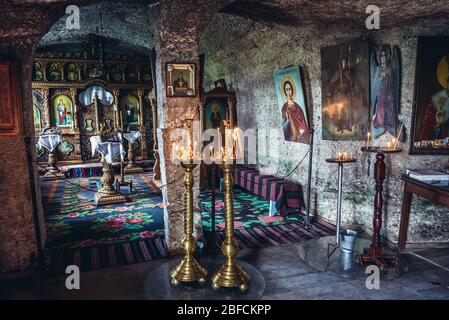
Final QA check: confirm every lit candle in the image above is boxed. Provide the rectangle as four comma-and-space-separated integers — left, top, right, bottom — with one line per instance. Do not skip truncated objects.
193, 141, 197, 158
337, 152, 343, 160
217, 128, 222, 159
366, 131, 371, 148
387, 141, 392, 150
393, 123, 404, 150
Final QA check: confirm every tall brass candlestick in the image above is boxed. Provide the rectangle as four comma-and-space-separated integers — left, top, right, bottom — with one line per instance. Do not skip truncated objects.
171, 162, 208, 284
212, 162, 250, 290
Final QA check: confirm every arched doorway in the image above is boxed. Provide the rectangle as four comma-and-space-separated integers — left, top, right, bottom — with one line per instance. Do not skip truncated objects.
31, 1, 165, 273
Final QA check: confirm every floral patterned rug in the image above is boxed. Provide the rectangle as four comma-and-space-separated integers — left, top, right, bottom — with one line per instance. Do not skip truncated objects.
200, 187, 304, 231
41, 175, 334, 272
42, 173, 165, 250
200, 187, 336, 249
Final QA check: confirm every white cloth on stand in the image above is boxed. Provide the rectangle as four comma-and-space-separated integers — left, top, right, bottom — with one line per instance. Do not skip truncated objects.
38, 134, 61, 152
89, 135, 102, 157
123, 131, 141, 144
96, 141, 125, 164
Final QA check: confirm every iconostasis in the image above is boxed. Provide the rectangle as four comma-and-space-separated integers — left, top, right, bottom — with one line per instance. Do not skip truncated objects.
32, 50, 154, 165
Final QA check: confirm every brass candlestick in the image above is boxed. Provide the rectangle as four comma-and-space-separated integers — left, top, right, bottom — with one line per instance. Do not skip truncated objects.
43, 150, 65, 180
124, 140, 144, 173
94, 156, 127, 206
212, 162, 250, 290
171, 162, 208, 284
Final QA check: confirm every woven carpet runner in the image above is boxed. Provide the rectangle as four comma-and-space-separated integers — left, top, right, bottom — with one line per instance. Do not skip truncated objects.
42, 174, 335, 273
47, 237, 168, 273
205, 218, 336, 249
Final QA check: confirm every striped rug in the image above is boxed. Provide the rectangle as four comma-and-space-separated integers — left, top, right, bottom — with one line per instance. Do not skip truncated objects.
46, 237, 168, 273
206, 217, 336, 250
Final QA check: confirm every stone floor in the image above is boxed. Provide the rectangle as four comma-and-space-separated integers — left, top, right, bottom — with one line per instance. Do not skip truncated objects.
1, 242, 449, 300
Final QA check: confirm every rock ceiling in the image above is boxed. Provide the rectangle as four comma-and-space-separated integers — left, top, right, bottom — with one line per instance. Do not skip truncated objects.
220, 0, 449, 28
37, 1, 155, 56
3, 0, 449, 54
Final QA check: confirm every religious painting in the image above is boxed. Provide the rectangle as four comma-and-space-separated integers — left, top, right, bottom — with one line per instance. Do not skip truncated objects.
48, 62, 62, 81
52, 94, 73, 128
201, 80, 237, 136
108, 64, 123, 82
141, 65, 152, 83
33, 105, 42, 133
65, 63, 78, 81
84, 119, 94, 132
204, 98, 227, 131
33, 62, 43, 81
126, 64, 138, 82
120, 94, 140, 130
32, 90, 44, 133
0, 61, 21, 136
166, 63, 195, 97
273, 65, 310, 144
321, 39, 370, 140
371, 44, 401, 139
58, 140, 74, 156
411, 36, 449, 154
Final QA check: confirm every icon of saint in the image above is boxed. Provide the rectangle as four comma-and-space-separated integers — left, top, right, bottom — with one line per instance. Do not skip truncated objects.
326, 57, 354, 133
371, 46, 399, 137
174, 72, 188, 94
57, 99, 67, 125
210, 104, 222, 129
281, 80, 310, 143
417, 55, 449, 141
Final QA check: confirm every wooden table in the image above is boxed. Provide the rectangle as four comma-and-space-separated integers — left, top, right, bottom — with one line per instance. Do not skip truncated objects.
399, 174, 449, 250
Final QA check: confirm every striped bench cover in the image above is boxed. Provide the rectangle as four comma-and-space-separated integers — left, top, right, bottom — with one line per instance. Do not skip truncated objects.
232, 166, 304, 217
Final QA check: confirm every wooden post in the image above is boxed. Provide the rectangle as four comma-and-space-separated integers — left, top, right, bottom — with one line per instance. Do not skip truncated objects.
361, 151, 397, 270
137, 88, 148, 159
371, 152, 386, 256
112, 89, 121, 130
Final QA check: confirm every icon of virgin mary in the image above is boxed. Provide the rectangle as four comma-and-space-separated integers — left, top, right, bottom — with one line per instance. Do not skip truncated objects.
280, 76, 310, 143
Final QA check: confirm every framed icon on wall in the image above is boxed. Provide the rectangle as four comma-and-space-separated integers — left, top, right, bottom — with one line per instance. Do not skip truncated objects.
411, 36, 449, 155
166, 63, 196, 97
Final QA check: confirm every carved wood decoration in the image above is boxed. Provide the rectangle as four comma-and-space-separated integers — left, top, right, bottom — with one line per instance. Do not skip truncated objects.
32, 52, 154, 164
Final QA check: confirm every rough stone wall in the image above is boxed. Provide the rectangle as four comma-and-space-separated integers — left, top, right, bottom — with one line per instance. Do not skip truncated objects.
200, 13, 449, 246
0, 6, 59, 272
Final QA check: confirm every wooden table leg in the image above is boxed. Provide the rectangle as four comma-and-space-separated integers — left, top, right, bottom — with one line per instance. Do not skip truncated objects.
398, 185, 412, 251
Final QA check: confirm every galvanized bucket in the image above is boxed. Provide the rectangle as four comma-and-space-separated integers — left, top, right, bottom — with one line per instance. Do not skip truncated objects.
340, 229, 358, 253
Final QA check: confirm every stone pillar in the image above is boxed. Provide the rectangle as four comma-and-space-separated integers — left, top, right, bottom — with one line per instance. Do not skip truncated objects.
149, 0, 232, 253
149, 91, 161, 180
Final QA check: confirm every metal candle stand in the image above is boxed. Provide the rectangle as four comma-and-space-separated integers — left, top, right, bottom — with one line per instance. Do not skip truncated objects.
211, 161, 250, 291
324, 157, 357, 271
115, 161, 133, 194
304, 128, 315, 229
171, 161, 208, 284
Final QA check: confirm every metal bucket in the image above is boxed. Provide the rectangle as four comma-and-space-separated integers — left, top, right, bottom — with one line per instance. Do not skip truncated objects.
340, 229, 358, 253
